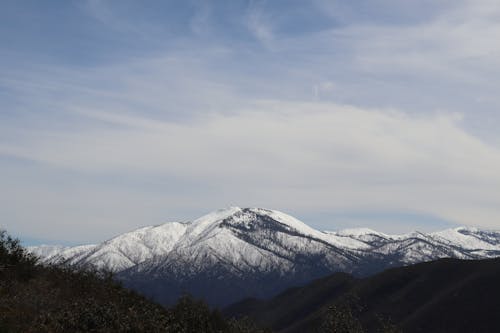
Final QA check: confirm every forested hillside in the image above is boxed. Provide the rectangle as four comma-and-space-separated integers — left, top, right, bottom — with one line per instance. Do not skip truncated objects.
226, 257, 500, 332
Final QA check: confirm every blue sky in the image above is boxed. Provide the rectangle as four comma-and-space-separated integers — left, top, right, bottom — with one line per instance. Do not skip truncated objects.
2, 0, 500, 245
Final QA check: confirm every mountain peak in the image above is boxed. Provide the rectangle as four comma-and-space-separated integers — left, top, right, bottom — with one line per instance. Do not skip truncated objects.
186, 207, 319, 238
226, 207, 328, 241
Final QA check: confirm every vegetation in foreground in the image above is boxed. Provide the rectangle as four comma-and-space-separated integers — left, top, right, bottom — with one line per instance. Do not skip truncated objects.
0, 230, 270, 333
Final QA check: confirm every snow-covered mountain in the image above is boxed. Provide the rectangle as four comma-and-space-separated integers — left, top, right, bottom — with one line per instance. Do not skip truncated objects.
29, 207, 500, 306
30, 222, 188, 272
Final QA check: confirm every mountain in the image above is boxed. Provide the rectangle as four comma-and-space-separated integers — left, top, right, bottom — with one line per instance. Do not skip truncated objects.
117, 207, 370, 306
29, 207, 500, 307
225, 257, 500, 333
30, 222, 188, 272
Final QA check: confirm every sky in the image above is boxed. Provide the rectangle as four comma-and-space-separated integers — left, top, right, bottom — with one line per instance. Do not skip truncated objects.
2, 0, 500, 245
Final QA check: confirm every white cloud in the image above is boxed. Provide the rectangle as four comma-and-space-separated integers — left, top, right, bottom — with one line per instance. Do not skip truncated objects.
3, 101, 500, 237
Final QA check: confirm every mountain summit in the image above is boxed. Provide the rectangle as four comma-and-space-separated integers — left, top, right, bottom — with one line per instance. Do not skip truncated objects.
30, 207, 500, 306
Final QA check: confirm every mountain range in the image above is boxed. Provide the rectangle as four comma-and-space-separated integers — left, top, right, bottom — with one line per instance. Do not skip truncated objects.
29, 207, 500, 306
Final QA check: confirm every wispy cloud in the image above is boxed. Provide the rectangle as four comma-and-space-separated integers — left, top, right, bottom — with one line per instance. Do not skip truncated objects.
3, 100, 500, 239
245, 1, 275, 48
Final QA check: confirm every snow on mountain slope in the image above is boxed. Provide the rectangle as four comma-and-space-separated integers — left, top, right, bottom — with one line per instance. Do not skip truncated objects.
332, 228, 387, 238
78, 222, 188, 271
29, 207, 500, 276
180, 207, 334, 247
35, 244, 97, 264
328, 227, 500, 264
325, 228, 390, 249
129, 207, 359, 278
371, 232, 472, 265
432, 227, 500, 250
27, 244, 69, 259
32, 222, 188, 271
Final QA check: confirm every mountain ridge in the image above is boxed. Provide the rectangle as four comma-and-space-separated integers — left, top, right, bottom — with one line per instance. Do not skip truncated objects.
29, 207, 500, 306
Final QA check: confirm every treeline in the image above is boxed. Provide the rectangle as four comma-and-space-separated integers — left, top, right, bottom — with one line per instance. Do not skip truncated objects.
0, 230, 270, 333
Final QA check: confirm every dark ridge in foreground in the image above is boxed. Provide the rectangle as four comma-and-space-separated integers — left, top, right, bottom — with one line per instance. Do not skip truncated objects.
225, 257, 500, 333
0, 230, 268, 333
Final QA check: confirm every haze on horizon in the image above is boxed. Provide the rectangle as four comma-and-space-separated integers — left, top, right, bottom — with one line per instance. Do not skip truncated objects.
2, 0, 500, 245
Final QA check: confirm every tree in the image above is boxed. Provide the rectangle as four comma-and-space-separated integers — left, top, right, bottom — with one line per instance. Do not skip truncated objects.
0, 229, 37, 281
